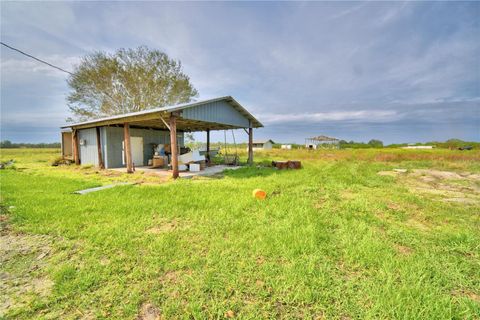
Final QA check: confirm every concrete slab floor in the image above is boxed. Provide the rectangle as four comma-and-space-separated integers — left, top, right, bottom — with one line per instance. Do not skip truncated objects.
110, 165, 241, 178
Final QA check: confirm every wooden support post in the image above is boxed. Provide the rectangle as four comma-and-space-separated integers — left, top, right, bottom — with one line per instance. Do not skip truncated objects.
169, 113, 179, 179
124, 123, 133, 173
248, 122, 253, 166
96, 127, 105, 169
206, 129, 210, 164
72, 129, 80, 165
61, 132, 65, 159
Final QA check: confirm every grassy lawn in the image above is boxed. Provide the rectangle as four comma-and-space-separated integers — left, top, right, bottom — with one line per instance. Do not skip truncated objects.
1, 148, 479, 319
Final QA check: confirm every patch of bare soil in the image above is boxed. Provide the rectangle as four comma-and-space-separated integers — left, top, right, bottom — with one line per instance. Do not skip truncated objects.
146, 218, 190, 234
378, 169, 480, 205
0, 215, 54, 317
340, 189, 357, 200
377, 170, 399, 177
452, 289, 480, 303
137, 303, 161, 320
99, 170, 123, 177
160, 269, 192, 287
405, 218, 431, 231
394, 244, 413, 256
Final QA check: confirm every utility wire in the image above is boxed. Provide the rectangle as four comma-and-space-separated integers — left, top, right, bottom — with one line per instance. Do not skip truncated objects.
1, 41, 73, 75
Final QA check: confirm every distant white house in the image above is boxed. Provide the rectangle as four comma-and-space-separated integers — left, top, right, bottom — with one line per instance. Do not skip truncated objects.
251, 139, 275, 150
281, 144, 292, 150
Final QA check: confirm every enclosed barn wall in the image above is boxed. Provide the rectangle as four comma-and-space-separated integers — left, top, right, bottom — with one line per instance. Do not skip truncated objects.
78, 128, 100, 166
182, 100, 250, 128
103, 126, 184, 169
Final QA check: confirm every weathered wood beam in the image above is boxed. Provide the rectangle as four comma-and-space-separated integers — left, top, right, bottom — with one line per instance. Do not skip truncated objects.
96, 127, 105, 169
123, 123, 133, 173
169, 113, 179, 179
72, 115, 246, 133
72, 129, 80, 165
248, 121, 253, 166
61, 132, 65, 158
206, 129, 210, 163
159, 116, 170, 131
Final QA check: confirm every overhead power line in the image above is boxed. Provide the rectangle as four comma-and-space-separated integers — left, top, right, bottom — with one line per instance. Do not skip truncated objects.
1, 41, 73, 75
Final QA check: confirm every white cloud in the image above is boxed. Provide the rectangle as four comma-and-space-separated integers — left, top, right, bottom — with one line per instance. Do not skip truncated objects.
0, 55, 80, 81
259, 110, 399, 124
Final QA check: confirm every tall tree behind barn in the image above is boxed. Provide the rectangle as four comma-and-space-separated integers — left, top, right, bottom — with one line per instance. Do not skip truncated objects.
66, 46, 198, 122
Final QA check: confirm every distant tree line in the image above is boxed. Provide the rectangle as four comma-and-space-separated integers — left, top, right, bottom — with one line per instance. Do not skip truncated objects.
269, 139, 477, 149
1, 138, 476, 150
0, 140, 61, 149
386, 139, 479, 149
338, 139, 384, 149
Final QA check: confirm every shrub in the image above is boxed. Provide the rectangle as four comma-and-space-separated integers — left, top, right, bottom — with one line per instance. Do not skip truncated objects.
51, 157, 72, 166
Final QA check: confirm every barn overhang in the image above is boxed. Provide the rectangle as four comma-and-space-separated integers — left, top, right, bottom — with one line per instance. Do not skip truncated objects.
61, 96, 263, 132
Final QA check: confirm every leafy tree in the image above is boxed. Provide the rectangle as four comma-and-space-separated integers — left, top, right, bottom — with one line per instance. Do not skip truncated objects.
67, 46, 198, 122
0, 140, 12, 148
368, 139, 384, 148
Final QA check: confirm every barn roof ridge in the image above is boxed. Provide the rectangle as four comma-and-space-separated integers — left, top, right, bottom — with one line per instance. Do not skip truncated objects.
61, 96, 263, 129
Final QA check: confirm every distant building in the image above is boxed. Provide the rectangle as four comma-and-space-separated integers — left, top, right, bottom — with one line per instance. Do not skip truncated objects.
305, 135, 340, 149
252, 139, 274, 150
281, 144, 292, 150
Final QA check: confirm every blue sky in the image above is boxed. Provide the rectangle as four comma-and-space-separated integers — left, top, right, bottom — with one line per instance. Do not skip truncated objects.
1, 1, 479, 144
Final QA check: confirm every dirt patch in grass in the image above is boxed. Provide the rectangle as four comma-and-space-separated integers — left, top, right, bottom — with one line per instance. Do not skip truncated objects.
99, 170, 123, 177
146, 218, 190, 234
161, 270, 181, 284
378, 169, 480, 204
340, 190, 357, 200
378, 170, 401, 177
0, 215, 55, 317
452, 289, 480, 303
372, 152, 480, 162
256, 255, 266, 265
394, 244, 413, 256
412, 169, 480, 181
386, 202, 402, 211
160, 269, 193, 285
137, 303, 161, 320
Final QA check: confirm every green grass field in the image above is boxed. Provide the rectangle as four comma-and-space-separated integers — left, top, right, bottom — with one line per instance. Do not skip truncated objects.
1, 148, 479, 319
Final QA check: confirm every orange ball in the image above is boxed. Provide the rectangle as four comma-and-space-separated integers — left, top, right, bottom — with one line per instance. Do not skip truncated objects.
252, 189, 267, 200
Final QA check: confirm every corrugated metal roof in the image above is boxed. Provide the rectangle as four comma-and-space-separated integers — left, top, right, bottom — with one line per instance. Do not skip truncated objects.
61, 96, 263, 129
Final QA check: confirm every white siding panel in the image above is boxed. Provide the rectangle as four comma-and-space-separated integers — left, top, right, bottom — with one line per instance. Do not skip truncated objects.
78, 128, 99, 166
